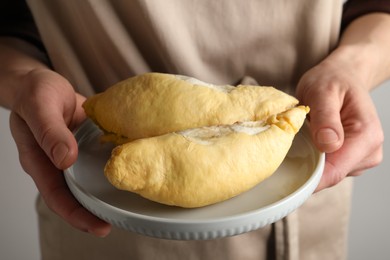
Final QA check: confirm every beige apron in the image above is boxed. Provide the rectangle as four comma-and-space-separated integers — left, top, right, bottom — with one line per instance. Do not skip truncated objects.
27, 0, 352, 259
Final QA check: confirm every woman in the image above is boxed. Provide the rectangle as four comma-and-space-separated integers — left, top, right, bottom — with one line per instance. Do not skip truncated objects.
0, 0, 389, 259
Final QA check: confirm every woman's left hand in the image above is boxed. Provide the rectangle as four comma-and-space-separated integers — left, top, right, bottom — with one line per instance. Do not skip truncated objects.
296, 48, 384, 191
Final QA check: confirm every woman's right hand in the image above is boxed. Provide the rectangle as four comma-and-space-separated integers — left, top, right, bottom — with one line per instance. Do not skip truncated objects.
8, 68, 111, 237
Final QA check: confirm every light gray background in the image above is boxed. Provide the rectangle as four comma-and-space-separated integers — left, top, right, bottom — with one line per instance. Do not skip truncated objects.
0, 81, 389, 260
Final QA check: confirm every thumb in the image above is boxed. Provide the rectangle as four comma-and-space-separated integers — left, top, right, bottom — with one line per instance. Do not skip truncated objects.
305, 94, 344, 153
25, 106, 78, 169
39, 118, 78, 169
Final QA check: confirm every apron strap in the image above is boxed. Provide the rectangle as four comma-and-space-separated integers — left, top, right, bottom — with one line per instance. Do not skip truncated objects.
275, 210, 299, 260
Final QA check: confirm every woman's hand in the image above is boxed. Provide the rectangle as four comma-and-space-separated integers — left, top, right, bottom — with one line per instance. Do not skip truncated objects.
296, 47, 384, 191
296, 12, 390, 192
8, 68, 111, 236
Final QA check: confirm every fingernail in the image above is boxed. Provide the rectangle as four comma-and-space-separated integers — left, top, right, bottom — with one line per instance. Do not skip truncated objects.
52, 142, 69, 167
316, 128, 339, 145
88, 228, 110, 238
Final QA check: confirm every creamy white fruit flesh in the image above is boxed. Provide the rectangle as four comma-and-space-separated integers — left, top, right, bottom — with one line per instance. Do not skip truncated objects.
178, 121, 270, 145
174, 75, 235, 93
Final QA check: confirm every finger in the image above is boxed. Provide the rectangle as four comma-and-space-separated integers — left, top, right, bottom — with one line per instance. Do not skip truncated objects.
315, 133, 383, 192
10, 112, 111, 237
347, 145, 383, 177
304, 86, 345, 153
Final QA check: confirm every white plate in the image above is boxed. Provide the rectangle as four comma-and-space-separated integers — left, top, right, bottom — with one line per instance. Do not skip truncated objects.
65, 119, 324, 240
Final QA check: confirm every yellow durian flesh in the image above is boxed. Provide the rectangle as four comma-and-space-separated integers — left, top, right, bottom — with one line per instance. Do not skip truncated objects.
104, 106, 309, 208
82, 73, 299, 143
